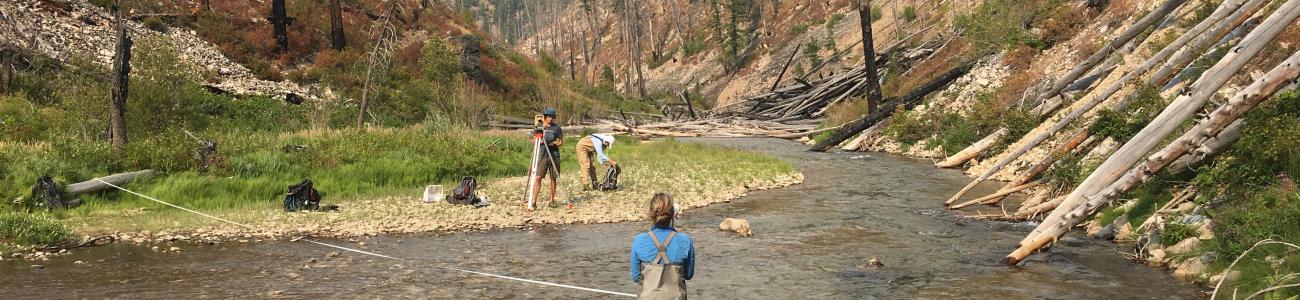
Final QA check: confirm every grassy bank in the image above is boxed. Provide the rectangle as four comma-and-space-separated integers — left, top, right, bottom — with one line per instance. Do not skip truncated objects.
51, 133, 799, 243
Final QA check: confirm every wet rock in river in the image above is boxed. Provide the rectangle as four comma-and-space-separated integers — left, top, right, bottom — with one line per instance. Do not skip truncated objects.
866, 256, 884, 268
1093, 223, 1116, 240
1060, 237, 1086, 247
719, 218, 753, 237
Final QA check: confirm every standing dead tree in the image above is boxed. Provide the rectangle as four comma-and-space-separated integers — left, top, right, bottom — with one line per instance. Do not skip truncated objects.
356, 2, 401, 127
1006, 1, 1300, 264
857, 0, 882, 114
267, 0, 294, 55
109, 6, 132, 154
330, 0, 347, 50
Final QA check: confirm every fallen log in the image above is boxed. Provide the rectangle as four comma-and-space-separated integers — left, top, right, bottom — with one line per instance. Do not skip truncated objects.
1167, 119, 1243, 173
1090, 52, 1300, 217
64, 170, 155, 196
1006, 2, 1300, 265
936, 127, 1006, 168
1025, 0, 1188, 109
944, 0, 1250, 205
949, 181, 1043, 210
810, 61, 976, 151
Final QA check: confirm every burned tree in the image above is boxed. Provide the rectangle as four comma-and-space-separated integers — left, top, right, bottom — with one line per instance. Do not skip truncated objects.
109, 18, 132, 154
329, 0, 346, 50
857, 0, 882, 114
267, 0, 294, 55
1, 48, 12, 95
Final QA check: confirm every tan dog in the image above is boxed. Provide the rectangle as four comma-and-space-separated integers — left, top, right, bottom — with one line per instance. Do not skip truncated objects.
719, 218, 752, 237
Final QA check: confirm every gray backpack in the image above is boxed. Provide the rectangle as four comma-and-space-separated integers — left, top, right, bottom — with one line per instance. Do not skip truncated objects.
638, 231, 687, 300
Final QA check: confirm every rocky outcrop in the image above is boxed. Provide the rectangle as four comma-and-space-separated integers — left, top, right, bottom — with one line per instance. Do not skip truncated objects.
0, 0, 317, 101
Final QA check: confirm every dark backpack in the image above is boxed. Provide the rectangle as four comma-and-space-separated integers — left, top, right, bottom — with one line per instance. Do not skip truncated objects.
598, 165, 622, 191
447, 176, 478, 205
284, 179, 322, 212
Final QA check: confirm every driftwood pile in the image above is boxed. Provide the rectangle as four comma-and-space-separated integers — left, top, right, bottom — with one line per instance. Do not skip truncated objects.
601, 117, 833, 139
725, 39, 943, 121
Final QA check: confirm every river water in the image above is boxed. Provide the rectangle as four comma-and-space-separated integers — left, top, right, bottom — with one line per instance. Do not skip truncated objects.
0, 138, 1197, 299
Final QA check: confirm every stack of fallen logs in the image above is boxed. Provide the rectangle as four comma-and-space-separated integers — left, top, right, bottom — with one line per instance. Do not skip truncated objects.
600, 117, 834, 139
728, 39, 944, 121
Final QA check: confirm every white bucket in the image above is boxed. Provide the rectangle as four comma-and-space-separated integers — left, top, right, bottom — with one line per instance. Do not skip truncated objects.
422, 185, 444, 203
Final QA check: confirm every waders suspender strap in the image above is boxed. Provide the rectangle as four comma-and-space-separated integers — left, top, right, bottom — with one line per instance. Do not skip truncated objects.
646, 230, 678, 264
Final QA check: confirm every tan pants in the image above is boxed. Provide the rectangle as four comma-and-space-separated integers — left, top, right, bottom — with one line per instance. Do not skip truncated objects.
576, 137, 598, 189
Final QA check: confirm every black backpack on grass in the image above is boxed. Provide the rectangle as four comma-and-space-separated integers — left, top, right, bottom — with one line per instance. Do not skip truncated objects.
447, 176, 489, 208
284, 179, 322, 212
598, 165, 622, 191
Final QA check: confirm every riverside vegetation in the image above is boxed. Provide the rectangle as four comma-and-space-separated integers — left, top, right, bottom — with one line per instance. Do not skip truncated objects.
0, 35, 797, 254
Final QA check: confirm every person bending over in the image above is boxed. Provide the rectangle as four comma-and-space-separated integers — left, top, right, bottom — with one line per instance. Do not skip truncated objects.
576, 133, 616, 191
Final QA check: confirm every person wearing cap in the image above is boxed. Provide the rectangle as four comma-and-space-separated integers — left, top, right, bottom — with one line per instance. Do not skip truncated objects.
576, 132, 617, 191
532, 108, 564, 206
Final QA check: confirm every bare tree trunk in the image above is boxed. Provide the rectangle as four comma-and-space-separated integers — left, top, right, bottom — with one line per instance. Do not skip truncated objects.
1025, 0, 1187, 109
329, 0, 346, 50
1, 49, 12, 95
857, 0, 881, 114
201, 0, 210, 11
1168, 119, 1243, 173
268, 0, 294, 55
632, 0, 648, 99
109, 18, 132, 155
357, 3, 399, 127
936, 127, 1007, 168
945, 0, 1246, 205
1093, 52, 1300, 214
771, 44, 801, 92
1007, 1, 1300, 265
1150, 0, 1268, 87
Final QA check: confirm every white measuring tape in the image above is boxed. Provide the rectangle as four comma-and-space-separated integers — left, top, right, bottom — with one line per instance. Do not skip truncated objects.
94, 179, 636, 298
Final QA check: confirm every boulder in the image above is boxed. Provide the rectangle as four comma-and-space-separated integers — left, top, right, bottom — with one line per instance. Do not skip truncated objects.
719, 218, 753, 237
1172, 258, 1207, 281
1210, 270, 1241, 285
1200, 251, 1217, 264
1180, 214, 1206, 225
1147, 249, 1167, 266
1197, 221, 1215, 240
1094, 223, 1117, 240
1166, 237, 1201, 256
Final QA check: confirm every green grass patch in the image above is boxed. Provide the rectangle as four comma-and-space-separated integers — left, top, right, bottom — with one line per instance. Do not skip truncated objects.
0, 213, 73, 250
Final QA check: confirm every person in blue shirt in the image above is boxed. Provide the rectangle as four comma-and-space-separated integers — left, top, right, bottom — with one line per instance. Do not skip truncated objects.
630, 193, 694, 298
576, 133, 616, 191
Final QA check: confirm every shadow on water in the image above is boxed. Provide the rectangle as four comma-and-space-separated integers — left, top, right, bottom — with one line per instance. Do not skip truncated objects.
0, 138, 1197, 299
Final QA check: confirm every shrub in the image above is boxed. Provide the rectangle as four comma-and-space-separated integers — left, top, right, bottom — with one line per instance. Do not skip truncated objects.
802, 41, 823, 69
902, 5, 918, 22
682, 35, 707, 58
1160, 221, 1198, 246
789, 23, 809, 35
1087, 84, 1166, 142
0, 213, 73, 249
955, 0, 1049, 53
142, 17, 170, 33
